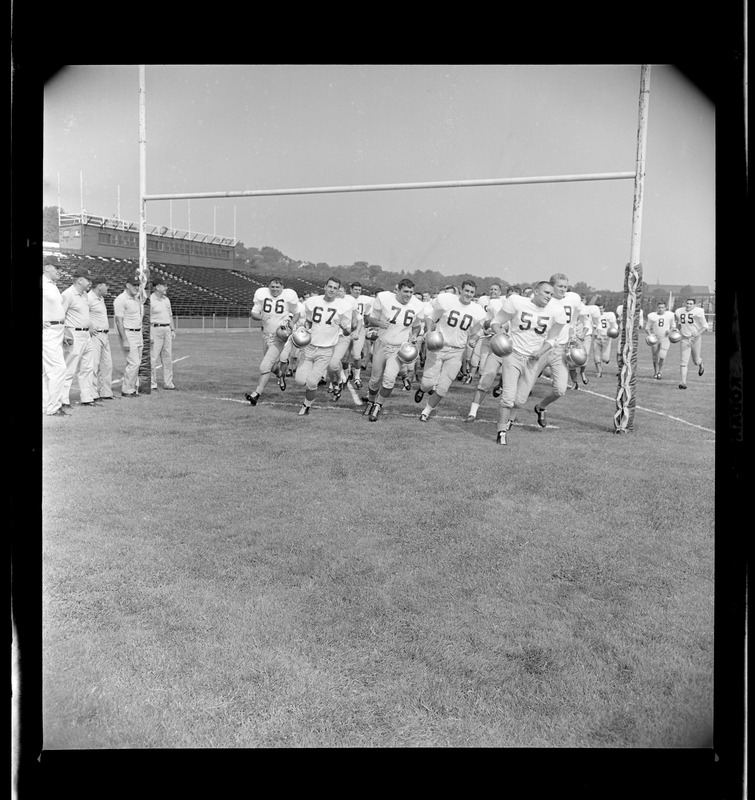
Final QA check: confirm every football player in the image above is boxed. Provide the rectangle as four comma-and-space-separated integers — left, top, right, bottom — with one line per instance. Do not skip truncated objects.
294, 278, 353, 416
529, 273, 588, 419
416, 280, 487, 422
674, 298, 709, 388
326, 286, 360, 401
489, 280, 567, 445
245, 277, 300, 406
645, 301, 678, 379
592, 303, 618, 377
347, 282, 374, 389
361, 279, 425, 421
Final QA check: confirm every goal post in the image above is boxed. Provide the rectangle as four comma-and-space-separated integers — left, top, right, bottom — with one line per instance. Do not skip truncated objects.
137, 65, 651, 426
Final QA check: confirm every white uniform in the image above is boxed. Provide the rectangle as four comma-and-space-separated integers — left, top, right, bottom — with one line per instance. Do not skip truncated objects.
646, 310, 677, 359
421, 294, 487, 396
87, 289, 113, 398
42, 275, 67, 415
535, 290, 584, 396
594, 310, 618, 364
61, 284, 95, 404
150, 292, 175, 389
675, 305, 709, 370
492, 295, 567, 409
367, 292, 426, 393
252, 287, 300, 377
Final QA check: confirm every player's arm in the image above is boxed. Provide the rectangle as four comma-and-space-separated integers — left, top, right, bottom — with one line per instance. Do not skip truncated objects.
490, 309, 515, 334
533, 321, 565, 359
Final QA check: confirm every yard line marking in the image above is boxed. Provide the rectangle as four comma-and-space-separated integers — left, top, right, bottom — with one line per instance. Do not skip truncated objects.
346, 381, 363, 406
111, 356, 189, 386
577, 387, 715, 434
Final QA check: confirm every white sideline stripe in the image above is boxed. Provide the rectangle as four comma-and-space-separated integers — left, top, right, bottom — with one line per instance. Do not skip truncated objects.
111, 356, 189, 386
578, 387, 715, 434
219, 395, 558, 428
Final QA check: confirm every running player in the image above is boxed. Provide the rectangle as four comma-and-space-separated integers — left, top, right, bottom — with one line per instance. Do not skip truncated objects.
645, 301, 677, 380
489, 281, 567, 445
592, 303, 618, 378
246, 277, 300, 406
415, 280, 487, 422
361, 278, 425, 422
674, 298, 709, 388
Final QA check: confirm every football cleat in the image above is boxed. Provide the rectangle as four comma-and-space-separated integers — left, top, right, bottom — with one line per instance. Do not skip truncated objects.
403, 377, 412, 391
655, 372, 662, 380
278, 374, 286, 392
298, 404, 310, 416
495, 429, 508, 445
354, 379, 363, 389
419, 411, 430, 422
368, 403, 382, 422
464, 414, 476, 423
698, 363, 705, 376
678, 383, 687, 389
572, 381, 579, 390
362, 401, 374, 416
492, 383, 503, 398
534, 405, 547, 428
245, 392, 260, 406
462, 373, 473, 384
414, 389, 425, 403
332, 383, 343, 401
580, 371, 589, 385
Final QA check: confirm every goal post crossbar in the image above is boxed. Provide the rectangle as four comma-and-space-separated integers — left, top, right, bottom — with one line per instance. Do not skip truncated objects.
142, 171, 636, 203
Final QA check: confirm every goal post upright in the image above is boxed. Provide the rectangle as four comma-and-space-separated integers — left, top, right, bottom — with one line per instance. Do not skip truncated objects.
138, 65, 151, 394
614, 64, 651, 434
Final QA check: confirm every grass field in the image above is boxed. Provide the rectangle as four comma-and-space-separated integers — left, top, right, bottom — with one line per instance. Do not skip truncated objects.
41, 330, 715, 748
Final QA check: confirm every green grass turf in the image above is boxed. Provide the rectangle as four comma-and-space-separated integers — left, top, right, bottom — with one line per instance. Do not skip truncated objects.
41, 330, 715, 748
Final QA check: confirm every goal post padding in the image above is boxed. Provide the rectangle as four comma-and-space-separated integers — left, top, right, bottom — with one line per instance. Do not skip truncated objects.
614, 262, 643, 433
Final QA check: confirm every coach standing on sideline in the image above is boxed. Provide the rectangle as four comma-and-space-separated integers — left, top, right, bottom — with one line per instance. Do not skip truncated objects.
87, 276, 114, 401
61, 268, 97, 408
114, 274, 147, 397
42, 259, 69, 416
150, 279, 177, 390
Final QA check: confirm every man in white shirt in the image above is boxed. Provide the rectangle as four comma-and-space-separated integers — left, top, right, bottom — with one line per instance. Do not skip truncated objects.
674, 298, 709, 389
114, 274, 147, 397
347, 282, 373, 389
593, 304, 618, 378
42, 260, 70, 416
61, 268, 97, 407
150, 279, 177, 390
87, 276, 114, 400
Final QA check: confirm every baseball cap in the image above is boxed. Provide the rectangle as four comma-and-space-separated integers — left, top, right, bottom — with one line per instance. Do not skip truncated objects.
126, 275, 141, 285
73, 268, 92, 279
92, 275, 108, 286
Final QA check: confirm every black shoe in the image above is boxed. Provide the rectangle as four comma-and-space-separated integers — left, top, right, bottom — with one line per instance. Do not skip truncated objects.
419, 411, 430, 422
534, 405, 547, 428
492, 384, 502, 398
572, 381, 579, 390
655, 372, 662, 380
298, 404, 310, 416
79, 401, 98, 406
121, 392, 137, 398
698, 363, 704, 376
97, 396, 115, 400
354, 379, 363, 389
403, 377, 412, 391
464, 414, 476, 423
332, 383, 343, 401
495, 429, 508, 445
278, 374, 286, 391
678, 383, 687, 389
245, 392, 260, 406
49, 408, 70, 417
414, 389, 425, 403
368, 403, 382, 422
362, 401, 374, 416
580, 372, 589, 385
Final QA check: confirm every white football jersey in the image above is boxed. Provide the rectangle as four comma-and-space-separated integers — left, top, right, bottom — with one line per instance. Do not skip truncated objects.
493, 294, 568, 356
646, 310, 676, 338
483, 297, 505, 338
252, 287, 299, 335
304, 295, 352, 347
353, 294, 374, 321
550, 291, 584, 345
674, 306, 708, 338
370, 291, 426, 346
431, 293, 488, 349
595, 311, 618, 338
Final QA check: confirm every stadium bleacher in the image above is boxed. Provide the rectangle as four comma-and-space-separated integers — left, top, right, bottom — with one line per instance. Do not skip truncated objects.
47, 252, 381, 317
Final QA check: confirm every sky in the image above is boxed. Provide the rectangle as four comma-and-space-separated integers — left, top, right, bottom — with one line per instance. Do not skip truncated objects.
42, 64, 715, 292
